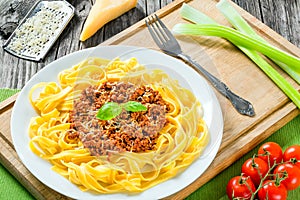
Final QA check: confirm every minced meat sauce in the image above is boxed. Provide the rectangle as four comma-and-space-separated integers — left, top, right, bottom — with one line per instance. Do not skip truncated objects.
67, 81, 170, 156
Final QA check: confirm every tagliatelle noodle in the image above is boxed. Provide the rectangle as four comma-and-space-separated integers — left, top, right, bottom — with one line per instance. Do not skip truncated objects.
28, 57, 209, 193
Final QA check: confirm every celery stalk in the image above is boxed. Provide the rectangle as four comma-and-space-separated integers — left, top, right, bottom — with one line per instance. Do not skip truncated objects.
180, 3, 218, 25
176, 3, 300, 109
173, 24, 300, 72
216, 0, 300, 84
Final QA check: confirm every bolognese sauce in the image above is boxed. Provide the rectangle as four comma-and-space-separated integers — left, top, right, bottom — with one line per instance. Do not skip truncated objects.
68, 81, 170, 156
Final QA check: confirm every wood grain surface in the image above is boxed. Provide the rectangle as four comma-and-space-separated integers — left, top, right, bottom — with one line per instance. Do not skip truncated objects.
0, 0, 300, 200
0, 0, 299, 89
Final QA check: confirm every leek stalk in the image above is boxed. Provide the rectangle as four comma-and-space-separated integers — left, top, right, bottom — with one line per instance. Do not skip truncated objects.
175, 3, 300, 109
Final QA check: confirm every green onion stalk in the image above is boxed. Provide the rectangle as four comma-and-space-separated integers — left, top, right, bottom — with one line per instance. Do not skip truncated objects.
174, 3, 300, 109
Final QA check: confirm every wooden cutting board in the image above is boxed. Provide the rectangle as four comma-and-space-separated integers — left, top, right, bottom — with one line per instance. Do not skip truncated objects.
1, 0, 300, 199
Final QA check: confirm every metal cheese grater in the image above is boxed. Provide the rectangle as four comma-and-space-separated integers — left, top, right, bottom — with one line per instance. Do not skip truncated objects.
3, 0, 75, 62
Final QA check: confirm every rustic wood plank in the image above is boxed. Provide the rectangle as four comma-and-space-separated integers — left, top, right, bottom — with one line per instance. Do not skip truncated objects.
232, 0, 300, 48
0, 0, 37, 89
1, 0, 299, 89
232, 0, 263, 21
0, 0, 160, 89
0, 0, 299, 199
259, 0, 300, 47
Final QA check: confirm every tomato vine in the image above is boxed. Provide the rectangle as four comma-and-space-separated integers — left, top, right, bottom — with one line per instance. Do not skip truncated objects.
226, 142, 300, 200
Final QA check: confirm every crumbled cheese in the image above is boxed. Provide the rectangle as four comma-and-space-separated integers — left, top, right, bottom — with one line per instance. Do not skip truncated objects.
6, 2, 70, 58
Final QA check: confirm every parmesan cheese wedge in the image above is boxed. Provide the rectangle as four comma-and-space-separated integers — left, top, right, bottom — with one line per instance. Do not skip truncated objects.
80, 0, 138, 41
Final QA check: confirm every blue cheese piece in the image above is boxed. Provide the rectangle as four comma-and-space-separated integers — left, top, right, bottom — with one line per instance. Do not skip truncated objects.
3, 1, 74, 61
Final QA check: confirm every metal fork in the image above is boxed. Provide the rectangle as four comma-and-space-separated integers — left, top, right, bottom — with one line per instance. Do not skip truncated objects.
145, 14, 255, 117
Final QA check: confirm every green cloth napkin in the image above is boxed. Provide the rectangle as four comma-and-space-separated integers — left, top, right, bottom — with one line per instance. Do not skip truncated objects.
0, 88, 299, 200
0, 89, 34, 200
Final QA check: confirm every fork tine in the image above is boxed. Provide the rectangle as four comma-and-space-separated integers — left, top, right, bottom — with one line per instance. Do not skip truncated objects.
145, 17, 163, 47
146, 14, 181, 54
154, 14, 175, 41
152, 15, 169, 42
146, 16, 167, 47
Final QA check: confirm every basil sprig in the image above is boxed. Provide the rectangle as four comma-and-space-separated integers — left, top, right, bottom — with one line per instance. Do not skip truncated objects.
96, 101, 147, 120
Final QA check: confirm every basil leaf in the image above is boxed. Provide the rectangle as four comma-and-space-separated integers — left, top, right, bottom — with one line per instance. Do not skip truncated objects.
123, 101, 147, 112
96, 101, 147, 121
96, 102, 122, 120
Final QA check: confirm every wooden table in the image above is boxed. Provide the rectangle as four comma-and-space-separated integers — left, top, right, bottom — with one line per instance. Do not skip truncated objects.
0, 0, 299, 89
0, 0, 300, 199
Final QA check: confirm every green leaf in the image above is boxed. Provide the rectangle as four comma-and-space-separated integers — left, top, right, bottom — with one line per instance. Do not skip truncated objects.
96, 102, 122, 120
123, 101, 147, 112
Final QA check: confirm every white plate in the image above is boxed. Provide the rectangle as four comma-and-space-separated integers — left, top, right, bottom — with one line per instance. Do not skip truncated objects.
11, 45, 223, 200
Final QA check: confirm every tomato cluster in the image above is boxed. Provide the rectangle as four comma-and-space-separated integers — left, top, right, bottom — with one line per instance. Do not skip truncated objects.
226, 142, 300, 200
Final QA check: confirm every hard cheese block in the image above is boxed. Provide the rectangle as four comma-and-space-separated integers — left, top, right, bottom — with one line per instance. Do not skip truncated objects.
80, 0, 137, 41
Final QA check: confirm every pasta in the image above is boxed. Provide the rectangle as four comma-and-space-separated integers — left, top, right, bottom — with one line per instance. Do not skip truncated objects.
28, 57, 209, 193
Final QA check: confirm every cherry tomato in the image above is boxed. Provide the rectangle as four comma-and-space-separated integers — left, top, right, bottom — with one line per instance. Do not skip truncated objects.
258, 142, 283, 167
258, 180, 287, 200
283, 145, 300, 168
274, 163, 300, 190
242, 157, 269, 186
226, 175, 256, 200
